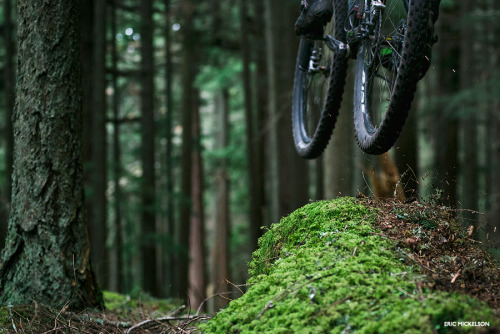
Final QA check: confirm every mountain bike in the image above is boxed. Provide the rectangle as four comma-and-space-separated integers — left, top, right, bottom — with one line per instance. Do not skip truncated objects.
292, 0, 440, 158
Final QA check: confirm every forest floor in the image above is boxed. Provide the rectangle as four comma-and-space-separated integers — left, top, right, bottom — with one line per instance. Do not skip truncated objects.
1, 197, 499, 333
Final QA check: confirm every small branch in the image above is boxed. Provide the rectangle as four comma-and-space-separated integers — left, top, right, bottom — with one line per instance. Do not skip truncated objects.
451, 269, 461, 284
125, 314, 208, 334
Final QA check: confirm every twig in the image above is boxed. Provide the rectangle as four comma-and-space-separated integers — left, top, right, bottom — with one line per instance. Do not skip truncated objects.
451, 269, 461, 284
394, 169, 408, 200
296, 231, 311, 249
196, 291, 234, 316
361, 171, 375, 198
225, 278, 245, 296
53, 301, 70, 331
399, 249, 437, 274
368, 232, 399, 241
396, 287, 419, 300
125, 314, 207, 334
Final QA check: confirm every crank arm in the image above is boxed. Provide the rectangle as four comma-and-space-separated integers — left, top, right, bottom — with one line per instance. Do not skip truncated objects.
324, 35, 350, 59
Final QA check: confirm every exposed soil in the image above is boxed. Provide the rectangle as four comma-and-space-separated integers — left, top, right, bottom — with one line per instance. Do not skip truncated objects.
367, 197, 500, 310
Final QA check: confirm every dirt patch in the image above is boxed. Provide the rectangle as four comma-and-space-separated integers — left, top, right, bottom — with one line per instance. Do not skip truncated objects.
368, 198, 500, 310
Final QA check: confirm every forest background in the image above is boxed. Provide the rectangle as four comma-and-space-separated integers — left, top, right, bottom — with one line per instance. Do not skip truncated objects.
0, 0, 498, 314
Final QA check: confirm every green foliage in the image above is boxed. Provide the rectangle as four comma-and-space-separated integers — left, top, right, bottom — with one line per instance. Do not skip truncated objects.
200, 198, 499, 333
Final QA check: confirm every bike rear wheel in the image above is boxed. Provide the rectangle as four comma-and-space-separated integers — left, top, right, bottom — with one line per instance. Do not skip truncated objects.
292, 0, 348, 159
352, 0, 435, 155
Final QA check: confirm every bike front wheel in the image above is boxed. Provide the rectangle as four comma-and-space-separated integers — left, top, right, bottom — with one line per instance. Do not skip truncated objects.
352, 0, 435, 155
292, 0, 349, 159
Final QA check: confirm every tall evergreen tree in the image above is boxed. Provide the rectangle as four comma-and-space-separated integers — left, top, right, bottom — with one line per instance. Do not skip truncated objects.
0, 0, 102, 309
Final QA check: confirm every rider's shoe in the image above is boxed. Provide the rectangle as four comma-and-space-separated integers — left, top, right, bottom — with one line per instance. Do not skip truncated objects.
295, 0, 333, 38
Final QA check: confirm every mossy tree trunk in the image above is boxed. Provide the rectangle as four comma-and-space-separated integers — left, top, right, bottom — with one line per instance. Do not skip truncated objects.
0, 0, 103, 309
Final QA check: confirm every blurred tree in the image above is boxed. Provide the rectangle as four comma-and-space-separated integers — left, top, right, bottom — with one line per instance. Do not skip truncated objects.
163, 0, 176, 298
140, 0, 158, 296
395, 103, 419, 198
109, 0, 124, 293
212, 89, 231, 311
3, 0, 14, 204
432, 2, 459, 207
324, 71, 356, 198
240, 0, 265, 252
178, 0, 196, 300
0, 0, 15, 249
89, 0, 109, 289
188, 91, 206, 311
267, 0, 310, 218
459, 0, 478, 230
0, 0, 102, 309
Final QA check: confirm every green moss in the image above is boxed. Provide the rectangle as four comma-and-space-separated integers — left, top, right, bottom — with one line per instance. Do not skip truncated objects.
103, 290, 179, 318
201, 198, 499, 333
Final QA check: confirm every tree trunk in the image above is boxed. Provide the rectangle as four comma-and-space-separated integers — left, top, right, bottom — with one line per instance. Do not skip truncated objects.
3, 0, 14, 204
163, 0, 175, 298
188, 92, 206, 311
266, 0, 309, 219
432, 5, 459, 207
252, 0, 269, 233
0, 0, 15, 248
212, 89, 231, 311
240, 0, 264, 251
177, 0, 196, 300
140, 0, 158, 296
264, 0, 280, 223
395, 103, 419, 199
81, 0, 94, 272
324, 69, 355, 198
109, 0, 124, 293
0, 0, 103, 309
89, 0, 108, 289
485, 0, 500, 247
459, 0, 478, 228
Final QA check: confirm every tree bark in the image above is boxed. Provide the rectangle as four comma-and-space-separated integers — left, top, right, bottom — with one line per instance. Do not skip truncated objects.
0, 0, 103, 309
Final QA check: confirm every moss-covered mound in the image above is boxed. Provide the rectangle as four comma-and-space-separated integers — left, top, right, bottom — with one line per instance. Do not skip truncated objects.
201, 198, 499, 333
